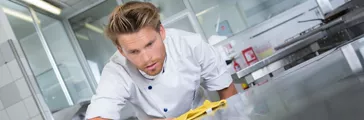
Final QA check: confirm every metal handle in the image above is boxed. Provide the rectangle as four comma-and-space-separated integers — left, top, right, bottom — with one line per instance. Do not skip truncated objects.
7, 39, 51, 120
250, 13, 305, 39
298, 18, 325, 23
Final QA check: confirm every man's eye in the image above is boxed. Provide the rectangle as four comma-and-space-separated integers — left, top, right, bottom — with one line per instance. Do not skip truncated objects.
130, 50, 139, 54
146, 42, 153, 47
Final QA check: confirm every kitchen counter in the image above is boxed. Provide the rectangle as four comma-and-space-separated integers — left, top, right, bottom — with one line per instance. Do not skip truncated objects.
201, 38, 364, 120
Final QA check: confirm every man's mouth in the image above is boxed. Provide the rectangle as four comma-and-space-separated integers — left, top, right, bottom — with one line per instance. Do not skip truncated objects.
146, 62, 157, 70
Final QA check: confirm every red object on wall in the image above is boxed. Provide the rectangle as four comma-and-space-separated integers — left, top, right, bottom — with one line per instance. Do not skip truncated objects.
233, 60, 241, 72
242, 47, 258, 66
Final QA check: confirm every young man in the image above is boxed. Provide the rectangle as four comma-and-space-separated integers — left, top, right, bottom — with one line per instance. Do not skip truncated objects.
86, 1, 237, 120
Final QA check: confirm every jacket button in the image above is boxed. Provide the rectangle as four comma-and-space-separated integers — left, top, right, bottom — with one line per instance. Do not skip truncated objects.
164, 108, 168, 112
148, 86, 152, 90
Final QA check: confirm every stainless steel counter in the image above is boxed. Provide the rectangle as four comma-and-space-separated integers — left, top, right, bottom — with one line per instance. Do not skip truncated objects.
202, 37, 364, 120
232, 5, 364, 85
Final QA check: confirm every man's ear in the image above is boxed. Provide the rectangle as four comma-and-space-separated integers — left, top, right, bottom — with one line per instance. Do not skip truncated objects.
159, 25, 166, 41
118, 47, 125, 56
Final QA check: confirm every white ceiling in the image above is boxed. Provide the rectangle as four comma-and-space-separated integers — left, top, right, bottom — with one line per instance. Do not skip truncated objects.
45, 0, 101, 18
57, 0, 83, 5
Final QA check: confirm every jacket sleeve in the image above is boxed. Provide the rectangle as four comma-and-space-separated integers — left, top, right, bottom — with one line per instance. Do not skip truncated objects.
190, 35, 233, 91
85, 62, 131, 119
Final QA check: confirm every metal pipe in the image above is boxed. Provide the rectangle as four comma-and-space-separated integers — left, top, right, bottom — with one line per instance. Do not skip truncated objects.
274, 17, 343, 50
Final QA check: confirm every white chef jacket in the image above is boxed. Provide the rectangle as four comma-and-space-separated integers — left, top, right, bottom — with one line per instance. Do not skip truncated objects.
85, 29, 233, 119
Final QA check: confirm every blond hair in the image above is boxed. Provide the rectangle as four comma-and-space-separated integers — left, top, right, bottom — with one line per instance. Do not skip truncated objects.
106, 1, 161, 47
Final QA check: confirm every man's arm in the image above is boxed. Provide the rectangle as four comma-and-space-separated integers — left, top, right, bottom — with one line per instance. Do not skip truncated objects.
217, 83, 238, 100
186, 33, 237, 98
85, 63, 130, 120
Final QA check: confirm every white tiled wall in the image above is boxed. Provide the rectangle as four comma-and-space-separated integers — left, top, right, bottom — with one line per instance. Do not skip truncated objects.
0, 7, 51, 120
7, 101, 30, 120
24, 96, 40, 118
16, 78, 32, 99
0, 41, 44, 120
0, 64, 13, 88
0, 110, 10, 120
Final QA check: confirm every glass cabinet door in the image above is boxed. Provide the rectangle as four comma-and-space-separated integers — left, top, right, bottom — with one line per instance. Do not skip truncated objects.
31, 10, 94, 109
1, 2, 70, 112
68, 0, 119, 83
164, 15, 196, 33
1, 1, 93, 112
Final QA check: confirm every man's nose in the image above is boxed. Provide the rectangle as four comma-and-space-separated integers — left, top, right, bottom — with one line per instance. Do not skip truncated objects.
141, 50, 151, 62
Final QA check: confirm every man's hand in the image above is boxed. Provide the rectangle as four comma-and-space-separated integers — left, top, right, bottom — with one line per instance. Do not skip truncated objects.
217, 83, 238, 100
89, 117, 110, 120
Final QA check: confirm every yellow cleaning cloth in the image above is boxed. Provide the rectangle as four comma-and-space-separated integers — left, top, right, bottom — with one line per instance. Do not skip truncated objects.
176, 100, 227, 120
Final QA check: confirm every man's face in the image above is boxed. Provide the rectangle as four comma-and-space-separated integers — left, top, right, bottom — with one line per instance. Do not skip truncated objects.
117, 26, 166, 76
